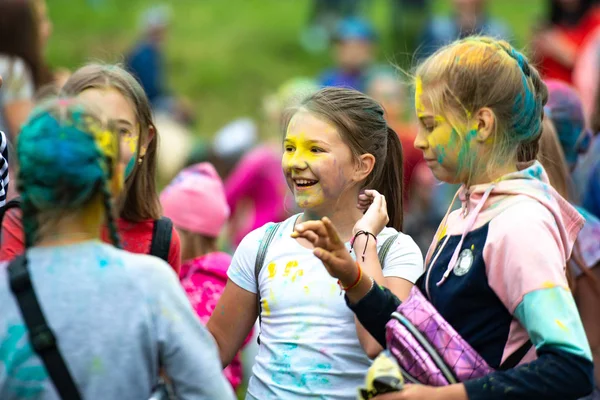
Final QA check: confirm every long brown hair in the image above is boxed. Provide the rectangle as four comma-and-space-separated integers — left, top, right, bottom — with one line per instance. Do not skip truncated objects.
61, 64, 161, 222
538, 117, 599, 293
0, 0, 51, 89
285, 87, 404, 230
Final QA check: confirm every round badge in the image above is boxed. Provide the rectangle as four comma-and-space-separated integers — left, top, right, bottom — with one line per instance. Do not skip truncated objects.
453, 249, 474, 276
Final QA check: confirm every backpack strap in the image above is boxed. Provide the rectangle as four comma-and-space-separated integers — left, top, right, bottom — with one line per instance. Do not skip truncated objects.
8, 255, 82, 400
254, 222, 282, 344
0, 197, 21, 245
378, 233, 399, 267
150, 217, 173, 262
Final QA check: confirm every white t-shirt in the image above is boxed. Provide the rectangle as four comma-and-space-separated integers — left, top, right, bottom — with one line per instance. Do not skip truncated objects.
227, 214, 424, 400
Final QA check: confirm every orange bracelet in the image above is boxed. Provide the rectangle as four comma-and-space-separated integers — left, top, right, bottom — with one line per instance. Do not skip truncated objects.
338, 261, 363, 291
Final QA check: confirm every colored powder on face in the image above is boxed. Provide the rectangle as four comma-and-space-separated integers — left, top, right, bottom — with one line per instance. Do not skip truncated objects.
456, 128, 478, 174
124, 154, 137, 178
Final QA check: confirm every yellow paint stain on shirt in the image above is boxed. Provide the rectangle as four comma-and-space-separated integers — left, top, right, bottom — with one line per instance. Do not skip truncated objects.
267, 262, 277, 279
470, 244, 474, 251
330, 284, 338, 295
304, 285, 310, 294
284, 260, 299, 277
292, 269, 304, 282
542, 281, 557, 289
262, 299, 271, 316
555, 319, 568, 332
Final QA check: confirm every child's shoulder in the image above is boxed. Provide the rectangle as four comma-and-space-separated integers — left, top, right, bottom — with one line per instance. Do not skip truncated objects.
238, 214, 300, 251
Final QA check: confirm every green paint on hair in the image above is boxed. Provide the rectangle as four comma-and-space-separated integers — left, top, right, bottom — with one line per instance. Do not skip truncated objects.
124, 154, 137, 179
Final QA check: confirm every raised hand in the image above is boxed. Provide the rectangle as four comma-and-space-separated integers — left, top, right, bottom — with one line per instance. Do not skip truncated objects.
354, 190, 390, 236
292, 217, 359, 286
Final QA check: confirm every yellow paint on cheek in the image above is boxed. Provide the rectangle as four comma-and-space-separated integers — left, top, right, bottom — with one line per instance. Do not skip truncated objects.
123, 135, 139, 154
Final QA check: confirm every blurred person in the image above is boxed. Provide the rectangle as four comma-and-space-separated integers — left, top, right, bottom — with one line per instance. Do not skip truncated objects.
0, 64, 182, 274
208, 87, 423, 400
125, 4, 194, 125
415, 0, 512, 60
319, 17, 378, 93
573, 24, 600, 120
0, 98, 236, 400
537, 116, 600, 400
366, 69, 423, 201
532, 0, 600, 84
545, 79, 593, 201
0, 0, 53, 140
160, 162, 253, 393
301, 0, 365, 53
210, 117, 258, 180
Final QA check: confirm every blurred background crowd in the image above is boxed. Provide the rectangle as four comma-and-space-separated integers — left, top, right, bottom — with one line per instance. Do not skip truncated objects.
1, 0, 599, 396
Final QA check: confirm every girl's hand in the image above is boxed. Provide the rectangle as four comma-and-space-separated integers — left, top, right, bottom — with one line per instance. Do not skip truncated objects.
292, 217, 358, 285
355, 190, 389, 236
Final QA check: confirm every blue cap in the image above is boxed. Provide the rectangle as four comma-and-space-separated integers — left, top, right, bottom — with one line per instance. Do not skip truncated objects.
335, 17, 377, 42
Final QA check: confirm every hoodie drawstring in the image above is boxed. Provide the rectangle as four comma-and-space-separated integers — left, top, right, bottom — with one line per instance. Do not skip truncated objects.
436, 184, 495, 286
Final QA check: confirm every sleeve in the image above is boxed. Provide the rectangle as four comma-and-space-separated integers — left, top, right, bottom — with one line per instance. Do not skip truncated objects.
167, 227, 181, 275
0, 131, 8, 206
2, 58, 35, 102
151, 262, 237, 400
464, 204, 594, 399
0, 207, 25, 262
463, 287, 593, 400
226, 225, 269, 294
381, 233, 424, 284
345, 284, 401, 347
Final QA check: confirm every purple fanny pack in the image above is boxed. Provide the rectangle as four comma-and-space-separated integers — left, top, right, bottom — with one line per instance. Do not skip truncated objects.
385, 286, 531, 386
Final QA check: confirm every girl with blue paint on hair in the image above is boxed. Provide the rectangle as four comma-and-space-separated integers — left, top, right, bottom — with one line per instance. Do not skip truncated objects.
0, 64, 182, 272
293, 36, 594, 399
0, 98, 235, 400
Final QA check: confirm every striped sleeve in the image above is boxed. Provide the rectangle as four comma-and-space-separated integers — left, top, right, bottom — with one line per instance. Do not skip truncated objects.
0, 131, 9, 207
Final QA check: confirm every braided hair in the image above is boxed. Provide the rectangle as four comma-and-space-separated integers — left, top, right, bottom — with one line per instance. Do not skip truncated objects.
17, 98, 121, 248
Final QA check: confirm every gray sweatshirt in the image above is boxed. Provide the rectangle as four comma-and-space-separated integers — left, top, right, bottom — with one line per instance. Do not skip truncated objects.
0, 241, 236, 400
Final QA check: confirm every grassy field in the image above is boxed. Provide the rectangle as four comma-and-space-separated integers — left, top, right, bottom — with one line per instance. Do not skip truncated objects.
46, 0, 545, 138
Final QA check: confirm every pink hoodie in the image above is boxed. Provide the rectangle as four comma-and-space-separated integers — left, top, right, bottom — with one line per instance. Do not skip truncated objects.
422, 161, 585, 365
179, 252, 253, 391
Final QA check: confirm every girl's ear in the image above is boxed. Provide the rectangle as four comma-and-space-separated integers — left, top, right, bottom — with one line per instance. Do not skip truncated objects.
474, 107, 495, 143
139, 124, 156, 158
354, 153, 376, 182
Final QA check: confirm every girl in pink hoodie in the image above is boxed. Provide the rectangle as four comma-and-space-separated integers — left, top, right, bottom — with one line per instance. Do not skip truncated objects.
293, 36, 594, 400
160, 162, 252, 392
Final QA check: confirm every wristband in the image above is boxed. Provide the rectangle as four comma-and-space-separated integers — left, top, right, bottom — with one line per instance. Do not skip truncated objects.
350, 230, 377, 262
338, 261, 363, 291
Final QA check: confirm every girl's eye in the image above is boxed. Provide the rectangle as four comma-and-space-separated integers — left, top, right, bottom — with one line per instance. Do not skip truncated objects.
285, 146, 294, 152
119, 128, 131, 136
311, 147, 324, 153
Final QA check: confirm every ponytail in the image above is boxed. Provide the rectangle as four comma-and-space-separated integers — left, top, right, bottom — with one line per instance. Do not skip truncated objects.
372, 126, 404, 231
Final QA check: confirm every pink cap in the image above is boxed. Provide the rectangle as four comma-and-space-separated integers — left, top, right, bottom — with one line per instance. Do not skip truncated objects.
160, 162, 230, 237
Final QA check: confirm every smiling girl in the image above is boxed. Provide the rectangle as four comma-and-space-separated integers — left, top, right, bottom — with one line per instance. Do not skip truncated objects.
293, 37, 594, 400
207, 87, 423, 399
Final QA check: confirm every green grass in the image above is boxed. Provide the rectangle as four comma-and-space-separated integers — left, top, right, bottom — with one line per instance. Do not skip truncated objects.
46, 0, 545, 139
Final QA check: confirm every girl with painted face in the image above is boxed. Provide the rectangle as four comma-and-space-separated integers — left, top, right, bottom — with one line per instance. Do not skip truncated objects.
0, 64, 181, 273
0, 99, 235, 399
293, 37, 594, 400
207, 87, 424, 399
